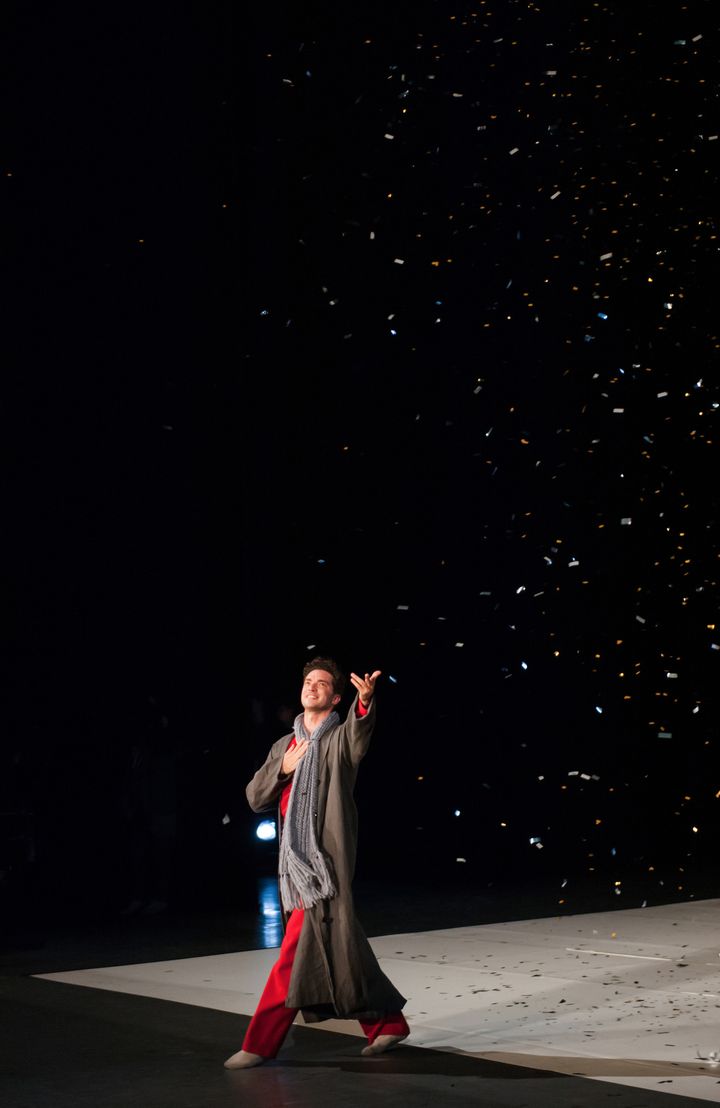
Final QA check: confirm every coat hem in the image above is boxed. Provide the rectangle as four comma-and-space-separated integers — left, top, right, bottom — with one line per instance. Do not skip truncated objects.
299, 1000, 407, 1023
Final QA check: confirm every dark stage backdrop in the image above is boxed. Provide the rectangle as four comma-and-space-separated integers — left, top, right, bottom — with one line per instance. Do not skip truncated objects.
3, 1, 719, 926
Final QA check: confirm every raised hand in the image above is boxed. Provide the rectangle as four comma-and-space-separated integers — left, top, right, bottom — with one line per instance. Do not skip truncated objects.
350, 670, 382, 707
281, 739, 309, 776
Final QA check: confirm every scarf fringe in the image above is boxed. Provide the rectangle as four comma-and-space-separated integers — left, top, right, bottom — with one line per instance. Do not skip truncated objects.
280, 849, 336, 912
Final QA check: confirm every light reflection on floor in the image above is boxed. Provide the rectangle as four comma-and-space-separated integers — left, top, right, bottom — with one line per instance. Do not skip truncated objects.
255, 875, 283, 948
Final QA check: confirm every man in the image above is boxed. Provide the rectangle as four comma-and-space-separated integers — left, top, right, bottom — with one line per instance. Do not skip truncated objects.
224, 657, 409, 1069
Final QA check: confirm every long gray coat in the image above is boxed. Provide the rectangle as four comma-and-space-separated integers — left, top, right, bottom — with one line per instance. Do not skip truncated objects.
246, 695, 406, 1022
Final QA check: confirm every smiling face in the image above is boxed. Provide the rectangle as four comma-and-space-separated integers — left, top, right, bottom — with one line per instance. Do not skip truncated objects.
301, 669, 341, 713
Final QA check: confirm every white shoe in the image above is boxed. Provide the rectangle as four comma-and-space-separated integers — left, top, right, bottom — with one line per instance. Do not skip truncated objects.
224, 1049, 266, 1069
361, 1033, 408, 1057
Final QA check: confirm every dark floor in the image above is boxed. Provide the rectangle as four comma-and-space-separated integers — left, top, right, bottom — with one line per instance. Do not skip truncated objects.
1, 875, 717, 1107
4, 868, 718, 976
0, 974, 712, 1108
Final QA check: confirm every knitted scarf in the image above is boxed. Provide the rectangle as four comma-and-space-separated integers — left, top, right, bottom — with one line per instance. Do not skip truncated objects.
278, 710, 339, 913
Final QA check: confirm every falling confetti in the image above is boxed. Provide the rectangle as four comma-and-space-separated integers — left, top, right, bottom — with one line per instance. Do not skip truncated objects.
35, 0, 720, 933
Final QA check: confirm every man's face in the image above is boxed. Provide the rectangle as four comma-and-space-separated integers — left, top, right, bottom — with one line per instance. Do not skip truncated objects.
301, 669, 340, 712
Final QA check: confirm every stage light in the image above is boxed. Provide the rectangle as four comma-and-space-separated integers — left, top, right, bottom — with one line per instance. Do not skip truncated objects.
256, 820, 277, 842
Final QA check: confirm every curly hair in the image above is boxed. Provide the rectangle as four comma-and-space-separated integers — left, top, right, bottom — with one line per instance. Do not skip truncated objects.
302, 656, 347, 699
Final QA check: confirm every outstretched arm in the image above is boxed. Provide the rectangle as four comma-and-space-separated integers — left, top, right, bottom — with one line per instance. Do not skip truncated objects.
351, 670, 382, 707
342, 670, 382, 766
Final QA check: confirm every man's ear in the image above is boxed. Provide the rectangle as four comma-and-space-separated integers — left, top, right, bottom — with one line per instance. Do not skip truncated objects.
332, 694, 341, 706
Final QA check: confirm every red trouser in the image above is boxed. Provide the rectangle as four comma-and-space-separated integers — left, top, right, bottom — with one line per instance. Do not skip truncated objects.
242, 908, 409, 1057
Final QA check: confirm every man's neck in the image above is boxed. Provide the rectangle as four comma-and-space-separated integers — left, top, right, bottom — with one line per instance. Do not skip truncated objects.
303, 707, 334, 734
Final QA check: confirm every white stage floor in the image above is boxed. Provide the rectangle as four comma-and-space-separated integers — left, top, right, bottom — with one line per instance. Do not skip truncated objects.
37, 899, 720, 1102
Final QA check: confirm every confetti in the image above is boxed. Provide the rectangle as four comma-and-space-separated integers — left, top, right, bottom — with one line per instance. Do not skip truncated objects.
51, 0, 720, 940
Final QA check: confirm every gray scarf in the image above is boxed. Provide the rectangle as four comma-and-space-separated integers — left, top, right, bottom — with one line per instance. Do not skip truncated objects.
278, 710, 339, 913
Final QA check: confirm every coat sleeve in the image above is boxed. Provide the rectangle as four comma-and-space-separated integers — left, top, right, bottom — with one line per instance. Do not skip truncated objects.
246, 736, 292, 813
339, 694, 376, 767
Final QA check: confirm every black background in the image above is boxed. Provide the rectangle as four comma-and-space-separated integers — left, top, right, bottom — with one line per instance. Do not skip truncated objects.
4, 1, 719, 928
